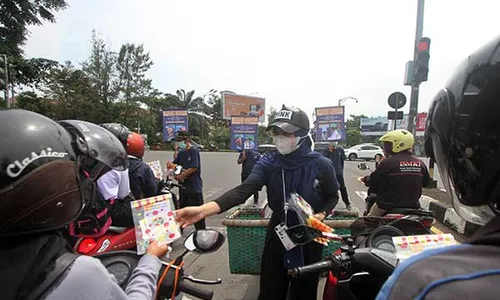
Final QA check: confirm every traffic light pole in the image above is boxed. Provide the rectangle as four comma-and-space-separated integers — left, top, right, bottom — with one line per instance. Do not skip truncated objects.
407, 0, 425, 136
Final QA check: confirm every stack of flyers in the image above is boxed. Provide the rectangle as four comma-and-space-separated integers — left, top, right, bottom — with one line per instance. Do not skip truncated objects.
392, 234, 458, 262
130, 194, 182, 254
146, 160, 163, 180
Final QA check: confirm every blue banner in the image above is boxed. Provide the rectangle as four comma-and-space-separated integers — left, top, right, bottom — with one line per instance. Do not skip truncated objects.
230, 116, 259, 150
315, 106, 345, 141
162, 109, 189, 142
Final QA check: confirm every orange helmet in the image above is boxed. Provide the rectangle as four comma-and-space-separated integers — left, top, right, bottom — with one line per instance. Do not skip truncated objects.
127, 132, 145, 158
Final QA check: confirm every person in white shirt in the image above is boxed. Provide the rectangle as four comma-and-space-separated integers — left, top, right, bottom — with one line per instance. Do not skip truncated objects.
99, 123, 136, 227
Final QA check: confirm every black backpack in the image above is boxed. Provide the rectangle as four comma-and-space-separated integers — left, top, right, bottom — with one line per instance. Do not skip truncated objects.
68, 163, 112, 238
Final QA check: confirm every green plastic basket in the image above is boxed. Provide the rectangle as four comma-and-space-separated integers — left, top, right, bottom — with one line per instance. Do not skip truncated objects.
222, 208, 359, 275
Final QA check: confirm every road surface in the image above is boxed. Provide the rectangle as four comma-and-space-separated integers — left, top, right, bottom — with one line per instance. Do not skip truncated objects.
143, 150, 454, 299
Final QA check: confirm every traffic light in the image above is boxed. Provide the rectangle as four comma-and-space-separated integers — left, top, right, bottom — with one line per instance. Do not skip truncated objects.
414, 37, 431, 83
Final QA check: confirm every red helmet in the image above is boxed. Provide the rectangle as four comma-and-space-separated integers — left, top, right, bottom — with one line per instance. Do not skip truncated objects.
127, 132, 145, 158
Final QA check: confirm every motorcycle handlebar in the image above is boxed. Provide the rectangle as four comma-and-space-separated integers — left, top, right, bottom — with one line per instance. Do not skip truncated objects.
178, 280, 214, 300
287, 257, 336, 278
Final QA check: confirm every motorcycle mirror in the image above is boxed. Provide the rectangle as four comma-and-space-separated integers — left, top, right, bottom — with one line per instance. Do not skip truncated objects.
286, 225, 323, 245
174, 165, 183, 176
183, 229, 226, 254
358, 163, 368, 170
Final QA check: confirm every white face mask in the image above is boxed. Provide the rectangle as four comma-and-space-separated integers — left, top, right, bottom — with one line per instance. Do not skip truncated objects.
273, 133, 312, 155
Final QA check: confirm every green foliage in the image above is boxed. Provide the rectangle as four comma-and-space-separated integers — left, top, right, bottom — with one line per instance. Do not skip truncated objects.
210, 126, 231, 149
0, 0, 69, 56
164, 89, 210, 139
267, 106, 277, 125
258, 125, 272, 145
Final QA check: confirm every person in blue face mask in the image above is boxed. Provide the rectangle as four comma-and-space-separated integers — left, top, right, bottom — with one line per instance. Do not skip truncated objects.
167, 131, 205, 230
174, 105, 340, 300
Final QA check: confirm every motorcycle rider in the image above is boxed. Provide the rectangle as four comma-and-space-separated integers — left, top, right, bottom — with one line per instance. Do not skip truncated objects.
0, 109, 169, 300
377, 35, 500, 300
175, 105, 340, 300
126, 132, 158, 199
362, 129, 431, 216
99, 123, 136, 227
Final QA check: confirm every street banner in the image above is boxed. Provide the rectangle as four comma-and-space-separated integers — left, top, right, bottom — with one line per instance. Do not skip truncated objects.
416, 112, 427, 131
315, 106, 345, 141
230, 116, 259, 151
162, 109, 188, 142
222, 92, 266, 123
360, 116, 389, 136
388, 114, 410, 131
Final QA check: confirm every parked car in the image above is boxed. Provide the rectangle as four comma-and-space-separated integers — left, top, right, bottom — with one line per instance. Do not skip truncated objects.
258, 144, 276, 154
344, 143, 383, 161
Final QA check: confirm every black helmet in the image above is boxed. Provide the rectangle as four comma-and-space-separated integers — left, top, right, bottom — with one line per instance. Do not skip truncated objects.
266, 105, 310, 133
0, 110, 130, 237
59, 120, 129, 171
0, 110, 79, 237
425, 36, 500, 225
100, 123, 131, 147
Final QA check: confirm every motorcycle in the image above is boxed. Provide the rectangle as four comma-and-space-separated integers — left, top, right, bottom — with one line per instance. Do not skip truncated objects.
74, 166, 185, 255
95, 229, 225, 300
356, 163, 435, 230
287, 224, 402, 300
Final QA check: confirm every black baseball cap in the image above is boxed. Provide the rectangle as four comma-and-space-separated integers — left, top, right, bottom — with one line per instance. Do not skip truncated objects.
266, 105, 310, 133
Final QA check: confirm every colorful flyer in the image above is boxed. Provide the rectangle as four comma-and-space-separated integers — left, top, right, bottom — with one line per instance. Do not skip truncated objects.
146, 160, 163, 180
392, 234, 458, 262
130, 194, 182, 254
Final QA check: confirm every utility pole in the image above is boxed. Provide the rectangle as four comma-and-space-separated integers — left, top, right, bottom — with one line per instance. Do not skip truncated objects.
407, 0, 425, 135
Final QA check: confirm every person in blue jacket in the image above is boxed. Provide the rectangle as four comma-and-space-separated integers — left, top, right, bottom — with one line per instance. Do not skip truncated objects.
126, 132, 158, 199
376, 36, 500, 299
323, 142, 351, 210
175, 105, 340, 300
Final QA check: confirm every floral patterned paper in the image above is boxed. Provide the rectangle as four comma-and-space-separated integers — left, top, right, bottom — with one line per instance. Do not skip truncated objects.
131, 194, 182, 254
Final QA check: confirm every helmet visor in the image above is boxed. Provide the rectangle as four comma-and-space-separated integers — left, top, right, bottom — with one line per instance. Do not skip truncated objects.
429, 132, 495, 226
60, 120, 129, 171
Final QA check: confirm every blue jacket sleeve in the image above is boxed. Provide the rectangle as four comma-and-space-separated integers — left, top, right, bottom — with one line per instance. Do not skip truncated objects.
317, 157, 340, 213
214, 163, 267, 212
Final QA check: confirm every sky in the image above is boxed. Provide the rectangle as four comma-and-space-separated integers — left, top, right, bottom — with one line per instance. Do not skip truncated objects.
24, 0, 500, 124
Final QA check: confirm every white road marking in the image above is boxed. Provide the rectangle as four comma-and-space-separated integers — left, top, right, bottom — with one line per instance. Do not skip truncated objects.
355, 191, 368, 201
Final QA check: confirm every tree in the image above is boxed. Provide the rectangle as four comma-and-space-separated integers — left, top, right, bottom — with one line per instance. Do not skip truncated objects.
116, 43, 154, 123
258, 125, 272, 145
164, 89, 210, 138
82, 30, 118, 108
15, 91, 54, 117
41, 61, 105, 122
0, 0, 69, 56
267, 107, 278, 125
205, 92, 229, 128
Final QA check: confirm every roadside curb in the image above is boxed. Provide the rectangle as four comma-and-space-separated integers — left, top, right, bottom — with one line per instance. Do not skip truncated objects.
420, 195, 480, 237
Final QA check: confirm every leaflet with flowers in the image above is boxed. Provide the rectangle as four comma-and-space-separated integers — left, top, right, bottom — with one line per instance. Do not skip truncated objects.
146, 160, 163, 180
392, 234, 458, 262
130, 194, 182, 254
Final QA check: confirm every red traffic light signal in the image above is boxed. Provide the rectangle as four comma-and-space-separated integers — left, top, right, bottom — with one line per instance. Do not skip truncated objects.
417, 38, 430, 52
